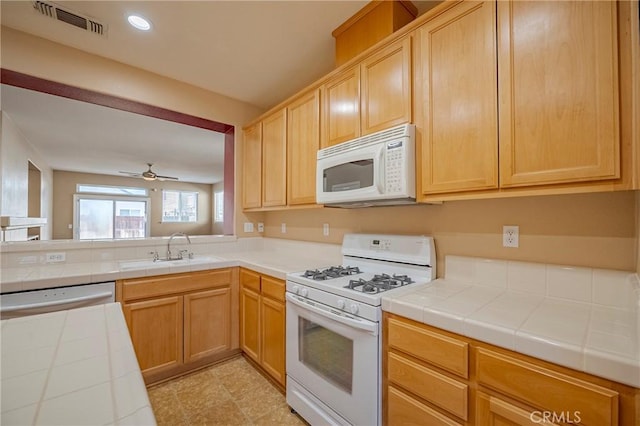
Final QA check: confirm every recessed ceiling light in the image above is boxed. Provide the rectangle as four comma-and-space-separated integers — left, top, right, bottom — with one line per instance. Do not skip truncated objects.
127, 15, 151, 31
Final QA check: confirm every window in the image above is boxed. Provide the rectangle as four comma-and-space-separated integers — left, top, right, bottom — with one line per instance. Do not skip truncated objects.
77, 184, 148, 196
74, 195, 149, 239
214, 191, 224, 223
162, 190, 198, 222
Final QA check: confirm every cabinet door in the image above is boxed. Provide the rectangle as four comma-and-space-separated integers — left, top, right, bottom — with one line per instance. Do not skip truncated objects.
183, 287, 231, 364
261, 296, 286, 386
322, 66, 360, 147
123, 296, 183, 377
360, 37, 412, 136
417, 1, 498, 194
262, 109, 287, 206
287, 89, 320, 205
240, 286, 261, 364
242, 122, 262, 209
477, 392, 560, 426
498, 1, 619, 187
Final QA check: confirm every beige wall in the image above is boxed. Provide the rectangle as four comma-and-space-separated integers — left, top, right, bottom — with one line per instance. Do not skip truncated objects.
263, 191, 637, 274
1, 27, 265, 237
0, 112, 53, 241
53, 171, 213, 239
211, 181, 224, 235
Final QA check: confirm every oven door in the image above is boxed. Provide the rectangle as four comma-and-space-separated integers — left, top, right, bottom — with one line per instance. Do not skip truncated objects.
286, 293, 380, 426
316, 142, 385, 205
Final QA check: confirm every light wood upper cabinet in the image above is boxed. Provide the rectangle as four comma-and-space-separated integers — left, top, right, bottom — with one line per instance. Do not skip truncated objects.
416, 1, 498, 194
322, 36, 412, 148
360, 36, 412, 136
242, 122, 262, 209
261, 109, 287, 207
497, 0, 620, 187
322, 66, 360, 147
287, 89, 320, 205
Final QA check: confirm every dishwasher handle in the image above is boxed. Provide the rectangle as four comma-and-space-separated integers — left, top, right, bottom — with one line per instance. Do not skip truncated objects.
0, 291, 114, 314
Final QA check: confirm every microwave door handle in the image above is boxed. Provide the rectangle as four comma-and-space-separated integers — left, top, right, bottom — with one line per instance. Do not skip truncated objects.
286, 293, 378, 334
377, 148, 385, 193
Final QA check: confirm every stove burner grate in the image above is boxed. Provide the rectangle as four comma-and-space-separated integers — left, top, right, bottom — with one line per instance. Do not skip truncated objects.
345, 274, 415, 293
303, 266, 361, 281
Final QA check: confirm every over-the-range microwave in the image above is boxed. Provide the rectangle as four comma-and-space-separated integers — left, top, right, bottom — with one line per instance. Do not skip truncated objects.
316, 123, 416, 208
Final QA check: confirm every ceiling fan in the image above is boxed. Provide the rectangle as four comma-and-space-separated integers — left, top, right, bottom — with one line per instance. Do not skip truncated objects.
119, 163, 179, 181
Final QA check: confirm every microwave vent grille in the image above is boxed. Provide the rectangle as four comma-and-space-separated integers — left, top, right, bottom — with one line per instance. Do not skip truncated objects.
318, 123, 414, 158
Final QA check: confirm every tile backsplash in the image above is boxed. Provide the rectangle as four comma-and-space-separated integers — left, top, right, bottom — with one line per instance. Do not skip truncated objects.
445, 255, 639, 310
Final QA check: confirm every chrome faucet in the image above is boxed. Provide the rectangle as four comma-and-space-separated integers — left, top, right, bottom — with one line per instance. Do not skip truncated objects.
167, 232, 192, 260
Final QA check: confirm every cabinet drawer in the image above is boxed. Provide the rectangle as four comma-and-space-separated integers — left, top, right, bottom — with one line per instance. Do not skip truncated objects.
388, 352, 468, 420
121, 269, 232, 301
387, 317, 468, 378
240, 269, 261, 293
476, 348, 619, 426
261, 276, 285, 302
388, 385, 463, 426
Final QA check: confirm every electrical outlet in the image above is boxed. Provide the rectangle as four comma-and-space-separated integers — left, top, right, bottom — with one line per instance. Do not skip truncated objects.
243, 222, 254, 233
503, 225, 519, 248
323, 223, 330, 237
257, 222, 264, 233
45, 252, 66, 263
281, 223, 287, 234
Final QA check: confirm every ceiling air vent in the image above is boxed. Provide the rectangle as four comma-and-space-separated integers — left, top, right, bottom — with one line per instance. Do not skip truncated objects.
32, 1, 107, 36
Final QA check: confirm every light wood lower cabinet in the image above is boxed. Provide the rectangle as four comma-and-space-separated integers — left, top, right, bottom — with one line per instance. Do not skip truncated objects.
239, 268, 286, 388
118, 268, 239, 384
383, 313, 639, 426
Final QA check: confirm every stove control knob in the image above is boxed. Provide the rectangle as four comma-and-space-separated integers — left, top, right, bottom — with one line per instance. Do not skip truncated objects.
300, 288, 309, 297
349, 304, 359, 314
337, 299, 345, 309
292, 285, 300, 294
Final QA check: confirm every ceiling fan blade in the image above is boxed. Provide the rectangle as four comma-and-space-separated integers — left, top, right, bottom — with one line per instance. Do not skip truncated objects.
119, 171, 142, 177
156, 175, 179, 181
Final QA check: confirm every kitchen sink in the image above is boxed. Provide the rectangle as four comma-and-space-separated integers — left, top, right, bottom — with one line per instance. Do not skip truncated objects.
118, 255, 223, 270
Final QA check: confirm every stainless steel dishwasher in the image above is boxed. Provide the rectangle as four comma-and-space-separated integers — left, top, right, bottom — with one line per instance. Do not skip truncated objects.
0, 282, 115, 319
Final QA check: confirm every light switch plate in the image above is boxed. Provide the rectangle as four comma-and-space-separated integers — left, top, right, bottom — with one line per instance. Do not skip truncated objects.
257, 223, 264, 233
323, 223, 329, 236
281, 223, 287, 234
243, 222, 254, 233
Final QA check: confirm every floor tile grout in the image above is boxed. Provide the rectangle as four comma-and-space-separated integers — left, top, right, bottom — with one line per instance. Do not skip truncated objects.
147, 356, 305, 426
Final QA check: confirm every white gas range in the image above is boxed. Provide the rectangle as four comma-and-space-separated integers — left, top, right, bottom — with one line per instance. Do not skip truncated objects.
285, 234, 436, 426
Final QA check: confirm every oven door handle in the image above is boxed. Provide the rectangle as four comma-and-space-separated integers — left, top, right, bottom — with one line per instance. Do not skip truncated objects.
286, 293, 378, 334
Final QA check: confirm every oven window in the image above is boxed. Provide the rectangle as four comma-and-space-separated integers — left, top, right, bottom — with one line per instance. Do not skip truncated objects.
323, 159, 374, 192
298, 318, 353, 393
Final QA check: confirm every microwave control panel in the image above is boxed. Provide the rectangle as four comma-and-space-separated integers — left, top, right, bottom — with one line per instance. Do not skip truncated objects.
385, 141, 405, 194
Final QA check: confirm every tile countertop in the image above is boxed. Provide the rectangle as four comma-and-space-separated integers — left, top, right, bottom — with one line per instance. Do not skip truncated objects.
0, 303, 155, 425
382, 256, 640, 388
0, 237, 343, 293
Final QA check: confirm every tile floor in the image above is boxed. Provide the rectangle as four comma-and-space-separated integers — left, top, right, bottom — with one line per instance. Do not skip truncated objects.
147, 356, 306, 425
